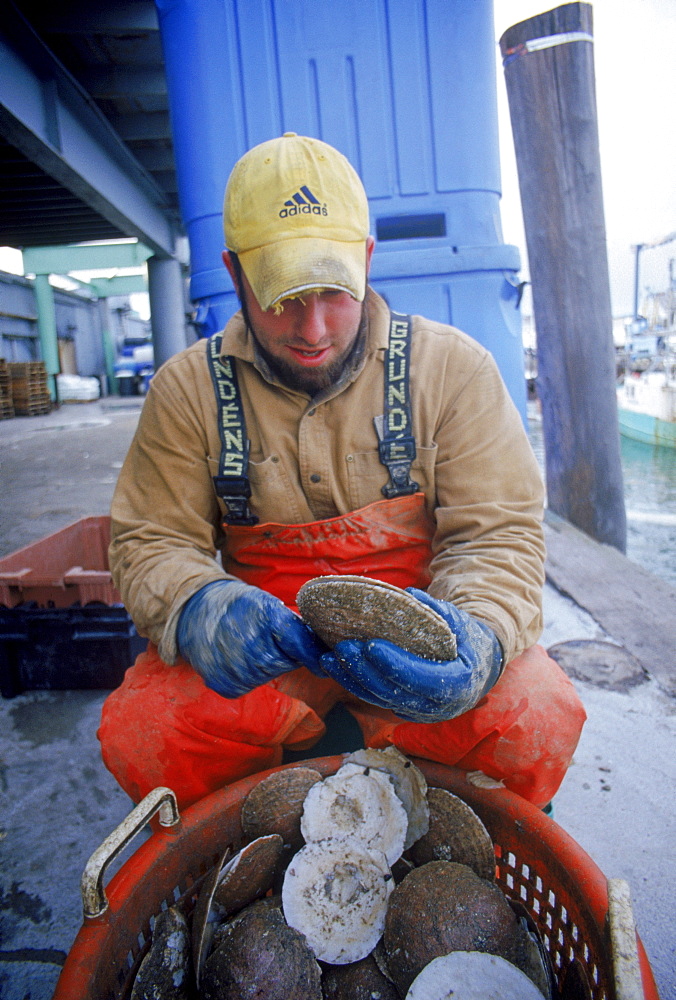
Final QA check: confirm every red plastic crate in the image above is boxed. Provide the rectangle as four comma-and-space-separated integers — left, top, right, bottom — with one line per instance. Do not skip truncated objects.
0, 517, 144, 696
0, 516, 118, 608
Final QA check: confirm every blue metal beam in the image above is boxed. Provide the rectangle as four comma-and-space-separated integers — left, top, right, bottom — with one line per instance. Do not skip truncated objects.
23, 242, 154, 275
0, 12, 177, 258
88, 275, 148, 297
28, 4, 160, 33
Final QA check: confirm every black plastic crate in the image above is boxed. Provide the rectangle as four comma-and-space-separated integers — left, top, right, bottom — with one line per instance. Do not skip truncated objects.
0, 603, 147, 698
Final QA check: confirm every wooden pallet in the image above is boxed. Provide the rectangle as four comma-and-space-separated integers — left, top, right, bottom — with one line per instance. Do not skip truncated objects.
8, 361, 46, 377
5, 360, 51, 415
11, 386, 51, 401
11, 373, 47, 385
1, 359, 14, 417
13, 400, 52, 416
9, 362, 50, 406
12, 386, 51, 400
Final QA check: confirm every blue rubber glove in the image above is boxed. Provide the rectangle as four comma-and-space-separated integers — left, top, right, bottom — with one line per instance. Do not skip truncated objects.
176, 580, 328, 698
317, 588, 503, 723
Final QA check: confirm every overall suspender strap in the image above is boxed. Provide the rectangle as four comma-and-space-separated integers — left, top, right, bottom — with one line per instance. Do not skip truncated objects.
380, 311, 419, 499
207, 310, 417, 519
206, 333, 259, 526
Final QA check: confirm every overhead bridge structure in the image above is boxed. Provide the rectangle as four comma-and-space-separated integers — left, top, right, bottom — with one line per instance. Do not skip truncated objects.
1, 1, 526, 415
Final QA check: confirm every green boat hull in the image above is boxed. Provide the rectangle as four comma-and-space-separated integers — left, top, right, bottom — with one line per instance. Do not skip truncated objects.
618, 407, 676, 449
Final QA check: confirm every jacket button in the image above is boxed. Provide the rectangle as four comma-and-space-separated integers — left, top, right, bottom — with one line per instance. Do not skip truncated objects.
310, 473, 321, 483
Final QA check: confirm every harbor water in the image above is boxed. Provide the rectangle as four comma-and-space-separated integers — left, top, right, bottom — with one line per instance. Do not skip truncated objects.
527, 409, 676, 589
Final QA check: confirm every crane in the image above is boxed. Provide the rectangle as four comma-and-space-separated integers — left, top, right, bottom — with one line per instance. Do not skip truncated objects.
631, 231, 676, 320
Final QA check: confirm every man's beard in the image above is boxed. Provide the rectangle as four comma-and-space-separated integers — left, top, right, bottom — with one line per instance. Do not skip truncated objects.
247, 303, 368, 398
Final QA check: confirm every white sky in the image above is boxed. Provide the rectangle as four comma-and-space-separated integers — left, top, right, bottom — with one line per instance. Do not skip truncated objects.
2, 1, 674, 322
493, 0, 676, 318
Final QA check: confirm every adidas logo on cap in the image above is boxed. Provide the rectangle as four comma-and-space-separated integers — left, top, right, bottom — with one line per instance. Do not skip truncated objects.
279, 185, 328, 218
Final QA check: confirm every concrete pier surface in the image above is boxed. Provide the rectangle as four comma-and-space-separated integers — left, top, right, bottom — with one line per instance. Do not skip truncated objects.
0, 398, 674, 999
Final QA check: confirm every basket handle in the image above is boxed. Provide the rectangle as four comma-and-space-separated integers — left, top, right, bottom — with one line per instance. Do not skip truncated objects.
81, 786, 180, 920
607, 878, 643, 1000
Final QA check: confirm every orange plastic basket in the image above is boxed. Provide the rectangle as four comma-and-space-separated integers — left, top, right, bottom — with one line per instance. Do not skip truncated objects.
53, 757, 660, 1000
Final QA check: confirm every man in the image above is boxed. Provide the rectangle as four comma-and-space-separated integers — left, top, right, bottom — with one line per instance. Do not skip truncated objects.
99, 133, 585, 810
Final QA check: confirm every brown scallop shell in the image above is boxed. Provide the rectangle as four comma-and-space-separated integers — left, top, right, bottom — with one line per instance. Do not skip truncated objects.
191, 834, 284, 985
211, 832, 285, 911
241, 766, 323, 848
383, 861, 521, 995
130, 906, 192, 1000
296, 575, 457, 661
191, 845, 231, 987
200, 902, 322, 1000
321, 953, 400, 999
508, 900, 555, 999
408, 786, 496, 881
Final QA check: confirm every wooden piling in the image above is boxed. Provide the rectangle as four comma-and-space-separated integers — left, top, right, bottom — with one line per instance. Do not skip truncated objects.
500, 2, 627, 552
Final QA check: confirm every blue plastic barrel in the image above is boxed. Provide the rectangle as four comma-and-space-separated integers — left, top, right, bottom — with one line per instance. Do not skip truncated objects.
155, 0, 526, 416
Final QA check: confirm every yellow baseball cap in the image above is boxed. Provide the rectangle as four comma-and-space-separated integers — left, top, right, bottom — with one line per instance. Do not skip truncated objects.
223, 133, 370, 311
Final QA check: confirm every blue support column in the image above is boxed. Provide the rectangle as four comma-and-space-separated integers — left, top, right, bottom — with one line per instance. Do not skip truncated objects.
147, 256, 190, 368
33, 275, 60, 399
97, 299, 117, 396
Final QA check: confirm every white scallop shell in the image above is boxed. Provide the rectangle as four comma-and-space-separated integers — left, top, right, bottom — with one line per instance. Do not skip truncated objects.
405, 951, 546, 999
282, 841, 394, 965
345, 747, 430, 849
300, 762, 408, 866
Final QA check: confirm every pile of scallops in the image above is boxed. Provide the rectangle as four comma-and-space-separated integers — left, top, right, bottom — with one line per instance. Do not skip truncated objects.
130, 748, 554, 1000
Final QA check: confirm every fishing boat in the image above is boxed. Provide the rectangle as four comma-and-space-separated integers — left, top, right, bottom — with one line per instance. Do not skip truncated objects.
617, 242, 676, 448
617, 346, 676, 448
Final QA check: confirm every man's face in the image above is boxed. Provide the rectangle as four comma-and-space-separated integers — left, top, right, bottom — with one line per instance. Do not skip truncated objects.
223, 240, 374, 396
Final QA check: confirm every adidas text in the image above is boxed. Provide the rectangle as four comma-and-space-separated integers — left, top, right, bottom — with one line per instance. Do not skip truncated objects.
279, 203, 327, 218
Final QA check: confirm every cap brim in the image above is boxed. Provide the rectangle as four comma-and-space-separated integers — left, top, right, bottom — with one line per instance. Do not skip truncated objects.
238, 237, 367, 311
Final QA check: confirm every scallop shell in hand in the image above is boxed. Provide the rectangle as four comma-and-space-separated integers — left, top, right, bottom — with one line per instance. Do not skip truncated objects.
296, 575, 456, 660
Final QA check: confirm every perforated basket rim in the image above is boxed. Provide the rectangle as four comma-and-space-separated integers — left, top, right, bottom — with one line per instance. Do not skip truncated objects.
53, 756, 660, 1000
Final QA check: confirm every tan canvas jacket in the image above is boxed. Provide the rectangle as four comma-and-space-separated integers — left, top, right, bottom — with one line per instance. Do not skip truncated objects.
109, 288, 546, 666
